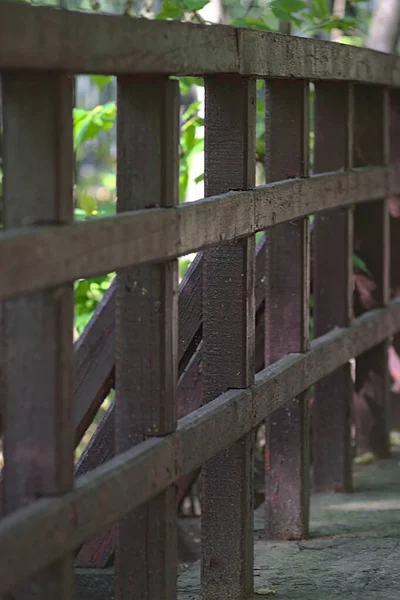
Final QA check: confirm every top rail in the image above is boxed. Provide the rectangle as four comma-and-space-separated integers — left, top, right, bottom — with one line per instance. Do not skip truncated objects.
1, 3, 400, 84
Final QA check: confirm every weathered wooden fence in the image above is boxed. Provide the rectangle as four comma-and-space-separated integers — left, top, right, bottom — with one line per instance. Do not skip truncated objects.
1, 3, 400, 599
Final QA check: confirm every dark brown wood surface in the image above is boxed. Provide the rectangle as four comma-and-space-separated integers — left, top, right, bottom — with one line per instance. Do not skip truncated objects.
1, 3, 400, 86
312, 82, 353, 492
201, 75, 256, 599
114, 76, 180, 600
75, 243, 266, 569
264, 79, 310, 540
390, 90, 400, 427
0, 166, 397, 301
1, 299, 400, 595
353, 85, 391, 458
74, 283, 115, 445
1, 73, 75, 599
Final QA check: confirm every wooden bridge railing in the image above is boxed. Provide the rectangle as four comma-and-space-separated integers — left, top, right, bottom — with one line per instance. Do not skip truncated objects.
1, 3, 400, 599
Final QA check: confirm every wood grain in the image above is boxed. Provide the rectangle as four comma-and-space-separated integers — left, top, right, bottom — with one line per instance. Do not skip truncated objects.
0, 166, 398, 302
264, 79, 310, 540
1, 73, 75, 599
1, 4, 400, 86
114, 76, 179, 600
312, 82, 354, 492
0, 299, 400, 595
201, 75, 256, 600
74, 242, 266, 569
74, 283, 115, 445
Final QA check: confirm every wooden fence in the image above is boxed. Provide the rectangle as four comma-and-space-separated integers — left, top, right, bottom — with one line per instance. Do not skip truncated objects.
1, 2, 400, 599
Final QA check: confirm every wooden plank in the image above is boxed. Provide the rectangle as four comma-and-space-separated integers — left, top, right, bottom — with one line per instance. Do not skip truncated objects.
312, 82, 354, 492
114, 76, 179, 600
353, 85, 391, 458
1, 4, 400, 86
72, 250, 202, 448
201, 74, 256, 599
264, 79, 310, 540
75, 348, 203, 569
0, 166, 398, 302
75, 242, 266, 569
1, 299, 400, 595
76, 569, 115, 600
390, 89, 400, 428
1, 74, 74, 597
74, 283, 115, 444
75, 238, 265, 479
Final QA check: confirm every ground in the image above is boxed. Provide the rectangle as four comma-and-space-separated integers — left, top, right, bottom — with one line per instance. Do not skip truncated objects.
178, 451, 400, 599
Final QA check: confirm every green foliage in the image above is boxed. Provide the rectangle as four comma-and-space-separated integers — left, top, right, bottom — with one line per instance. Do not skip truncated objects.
73, 102, 116, 150
90, 75, 112, 90
353, 254, 373, 277
75, 274, 114, 333
270, 0, 305, 26
267, 0, 357, 34
231, 17, 272, 31
156, 0, 209, 20
180, 101, 204, 201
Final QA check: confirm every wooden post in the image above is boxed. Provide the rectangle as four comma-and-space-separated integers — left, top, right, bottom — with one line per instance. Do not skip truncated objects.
353, 85, 391, 458
115, 76, 179, 600
202, 75, 256, 600
389, 90, 400, 429
2, 74, 74, 598
264, 80, 310, 540
312, 82, 354, 492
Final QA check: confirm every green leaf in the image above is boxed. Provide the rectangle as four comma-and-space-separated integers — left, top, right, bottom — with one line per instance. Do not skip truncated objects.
270, 0, 305, 14
232, 17, 272, 31
90, 75, 112, 90
178, 76, 204, 95
335, 35, 363, 47
271, 6, 301, 25
73, 101, 116, 150
353, 254, 372, 277
179, 258, 192, 279
80, 194, 97, 216
195, 173, 204, 184
310, 0, 329, 19
183, 0, 209, 11
156, 0, 184, 20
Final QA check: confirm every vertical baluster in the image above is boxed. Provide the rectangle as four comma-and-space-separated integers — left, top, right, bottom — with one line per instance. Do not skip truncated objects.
202, 74, 256, 600
115, 76, 179, 600
312, 82, 354, 492
264, 80, 310, 539
389, 90, 400, 429
2, 74, 74, 598
353, 85, 391, 458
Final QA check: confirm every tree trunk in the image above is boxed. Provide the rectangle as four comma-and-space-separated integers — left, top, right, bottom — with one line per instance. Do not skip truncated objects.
367, 0, 400, 53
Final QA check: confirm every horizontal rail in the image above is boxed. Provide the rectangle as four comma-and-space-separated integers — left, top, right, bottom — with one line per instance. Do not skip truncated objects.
1, 298, 400, 594
0, 165, 398, 301
1, 4, 400, 85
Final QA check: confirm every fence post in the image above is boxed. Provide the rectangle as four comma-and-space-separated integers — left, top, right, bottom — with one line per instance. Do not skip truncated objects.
202, 74, 256, 600
389, 90, 400, 428
312, 82, 354, 492
1, 73, 75, 598
115, 76, 179, 600
264, 79, 310, 540
353, 85, 391, 458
